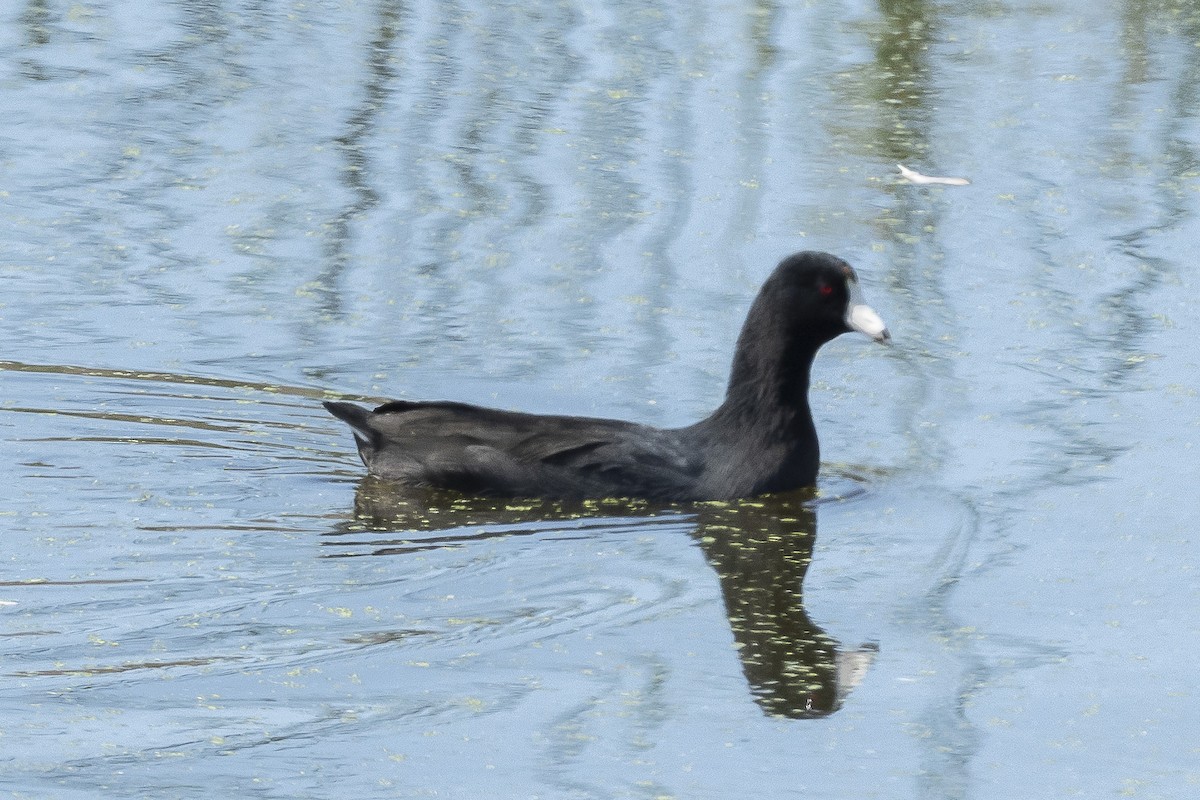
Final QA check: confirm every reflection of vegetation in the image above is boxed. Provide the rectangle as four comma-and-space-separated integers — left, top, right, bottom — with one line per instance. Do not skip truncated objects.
317, 1, 403, 323
19, 0, 50, 48
864, 0, 934, 162
330, 477, 876, 719
873, 0, 933, 110
828, 0, 936, 166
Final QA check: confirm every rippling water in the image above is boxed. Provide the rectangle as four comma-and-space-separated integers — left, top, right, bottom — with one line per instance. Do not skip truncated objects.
3, 1, 1199, 798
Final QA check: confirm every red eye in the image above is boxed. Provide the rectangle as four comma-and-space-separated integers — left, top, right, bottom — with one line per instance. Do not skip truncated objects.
819, 284, 834, 297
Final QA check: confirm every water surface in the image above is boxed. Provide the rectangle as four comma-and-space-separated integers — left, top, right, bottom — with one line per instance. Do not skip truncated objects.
3, 1, 1199, 798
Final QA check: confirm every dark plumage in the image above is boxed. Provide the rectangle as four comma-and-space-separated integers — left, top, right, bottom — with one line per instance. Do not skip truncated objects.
324, 251, 889, 501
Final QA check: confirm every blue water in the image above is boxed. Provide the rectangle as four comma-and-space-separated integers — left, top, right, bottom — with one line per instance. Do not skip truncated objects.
2, 1, 1198, 798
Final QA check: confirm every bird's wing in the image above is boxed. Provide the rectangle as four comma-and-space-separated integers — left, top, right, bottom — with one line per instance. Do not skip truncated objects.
363, 400, 702, 499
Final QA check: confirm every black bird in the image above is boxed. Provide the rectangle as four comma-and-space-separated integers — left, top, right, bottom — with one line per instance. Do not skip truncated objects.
324, 251, 889, 501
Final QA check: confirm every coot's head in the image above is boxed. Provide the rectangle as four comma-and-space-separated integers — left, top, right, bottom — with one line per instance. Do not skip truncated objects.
766, 251, 890, 346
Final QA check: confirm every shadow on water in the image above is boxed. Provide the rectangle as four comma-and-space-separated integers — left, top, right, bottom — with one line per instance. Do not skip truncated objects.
324, 476, 878, 719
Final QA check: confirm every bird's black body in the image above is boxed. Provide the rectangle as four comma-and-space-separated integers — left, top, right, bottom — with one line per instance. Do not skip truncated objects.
324, 251, 889, 501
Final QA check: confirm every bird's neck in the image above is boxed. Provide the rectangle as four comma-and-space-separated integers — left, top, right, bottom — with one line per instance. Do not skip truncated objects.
716, 327, 821, 435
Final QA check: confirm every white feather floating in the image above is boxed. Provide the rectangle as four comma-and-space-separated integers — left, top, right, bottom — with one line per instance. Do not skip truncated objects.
897, 164, 970, 186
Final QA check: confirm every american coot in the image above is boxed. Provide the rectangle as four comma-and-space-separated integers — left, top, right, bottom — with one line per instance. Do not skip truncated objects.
324, 251, 889, 501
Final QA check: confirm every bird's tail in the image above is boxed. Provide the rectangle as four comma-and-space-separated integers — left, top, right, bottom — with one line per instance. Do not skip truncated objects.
323, 401, 381, 450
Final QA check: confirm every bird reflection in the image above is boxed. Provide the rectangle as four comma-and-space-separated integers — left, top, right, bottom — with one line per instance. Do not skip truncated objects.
688, 498, 877, 717
324, 476, 877, 718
